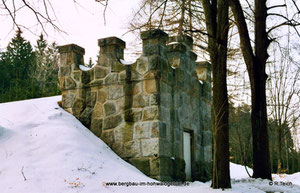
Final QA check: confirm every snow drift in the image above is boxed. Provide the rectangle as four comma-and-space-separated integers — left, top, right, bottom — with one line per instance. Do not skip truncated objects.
0, 96, 299, 193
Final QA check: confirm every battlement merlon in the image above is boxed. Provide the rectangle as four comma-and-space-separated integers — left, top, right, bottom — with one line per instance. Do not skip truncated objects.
57, 44, 87, 91
168, 35, 193, 50
97, 37, 126, 72
58, 44, 85, 55
141, 29, 168, 57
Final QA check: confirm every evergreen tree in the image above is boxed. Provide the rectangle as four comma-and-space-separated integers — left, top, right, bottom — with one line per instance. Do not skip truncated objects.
3, 29, 34, 81
33, 34, 60, 97
0, 29, 35, 101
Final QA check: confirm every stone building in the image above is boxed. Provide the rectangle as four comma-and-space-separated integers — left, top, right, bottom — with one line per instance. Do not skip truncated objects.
58, 29, 212, 182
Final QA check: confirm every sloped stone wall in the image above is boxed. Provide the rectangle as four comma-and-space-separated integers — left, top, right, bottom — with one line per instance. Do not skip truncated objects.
58, 29, 212, 182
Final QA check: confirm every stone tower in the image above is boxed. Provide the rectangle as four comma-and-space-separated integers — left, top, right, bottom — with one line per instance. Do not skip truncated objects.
58, 29, 212, 181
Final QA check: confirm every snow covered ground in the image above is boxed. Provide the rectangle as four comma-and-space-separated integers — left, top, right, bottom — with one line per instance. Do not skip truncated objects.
0, 96, 299, 193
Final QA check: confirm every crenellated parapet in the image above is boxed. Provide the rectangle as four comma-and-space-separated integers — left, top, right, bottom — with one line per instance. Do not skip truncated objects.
58, 29, 212, 182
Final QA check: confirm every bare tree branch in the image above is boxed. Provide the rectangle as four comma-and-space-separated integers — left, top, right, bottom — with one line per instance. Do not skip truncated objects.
267, 4, 286, 10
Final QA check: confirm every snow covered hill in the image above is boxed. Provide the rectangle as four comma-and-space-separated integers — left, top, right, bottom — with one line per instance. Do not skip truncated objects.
0, 96, 299, 193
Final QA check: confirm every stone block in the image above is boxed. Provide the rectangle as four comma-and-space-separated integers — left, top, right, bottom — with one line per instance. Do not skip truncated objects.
168, 35, 193, 50
108, 85, 124, 100
59, 66, 71, 77
148, 55, 168, 70
151, 122, 166, 138
103, 114, 123, 130
122, 123, 134, 142
143, 45, 167, 56
65, 77, 76, 89
90, 118, 103, 137
144, 79, 158, 94
112, 142, 124, 157
98, 37, 126, 49
203, 146, 212, 163
176, 68, 184, 83
141, 138, 159, 157
140, 29, 168, 41
167, 43, 186, 52
144, 71, 161, 80
79, 107, 93, 128
104, 102, 117, 116
72, 97, 85, 118
136, 57, 148, 75
175, 129, 181, 142
133, 82, 143, 96
62, 93, 75, 108
160, 106, 170, 122
171, 158, 186, 181
149, 93, 160, 105
93, 102, 104, 118
97, 88, 108, 104
94, 66, 109, 79
129, 158, 150, 176
131, 70, 142, 81
143, 106, 159, 121
149, 157, 160, 176
111, 62, 125, 72
160, 93, 172, 108
202, 131, 212, 147
159, 139, 172, 157
72, 71, 81, 82
133, 122, 151, 139
124, 140, 141, 158
58, 77, 65, 90
86, 91, 97, 107
124, 109, 142, 122
113, 127, 124, 142
192, 161, 211, 182
58, 44, 85, 55
118, 70, 126, 82
159, 157, 174, 178
105, 73, 118, 84
101, 129, 114, 146
115, 97, 125, 111
132, 95, 149, 108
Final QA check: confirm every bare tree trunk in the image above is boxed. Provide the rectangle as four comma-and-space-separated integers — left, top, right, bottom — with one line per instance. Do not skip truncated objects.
252, 0, 271, 179
178, 0, 186, 35
202, 0, 231, 188
277, 127, 283, 172
229, 0, 272, 180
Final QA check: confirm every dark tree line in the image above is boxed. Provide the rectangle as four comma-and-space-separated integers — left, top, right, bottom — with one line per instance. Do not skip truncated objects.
0, 29, 60, 103
229, 103, 300, 174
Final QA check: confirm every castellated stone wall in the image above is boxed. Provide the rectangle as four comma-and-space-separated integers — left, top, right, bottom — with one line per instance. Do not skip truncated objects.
58, 29, 212, 182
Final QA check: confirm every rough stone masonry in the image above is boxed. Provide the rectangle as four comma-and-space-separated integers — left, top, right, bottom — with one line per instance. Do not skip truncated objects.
58, 29, 212, 182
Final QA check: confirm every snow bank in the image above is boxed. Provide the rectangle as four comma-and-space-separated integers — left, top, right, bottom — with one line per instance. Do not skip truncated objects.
0, 96, 299, 193
230, 162, 253, 179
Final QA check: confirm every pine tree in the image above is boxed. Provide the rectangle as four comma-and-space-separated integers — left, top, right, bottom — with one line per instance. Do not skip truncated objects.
0, 29, 35, 101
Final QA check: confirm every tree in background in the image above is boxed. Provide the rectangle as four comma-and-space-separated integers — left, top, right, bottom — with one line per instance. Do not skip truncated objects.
229, 0, 300, 179
229, 103, 252, 172
32, 34, 60, 97
0, 30, 60, 103
267, 39, 300, 174
0, 29, 35, 101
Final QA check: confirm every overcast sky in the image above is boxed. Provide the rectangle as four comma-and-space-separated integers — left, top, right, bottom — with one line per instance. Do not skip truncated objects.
0, 0, 141, 61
